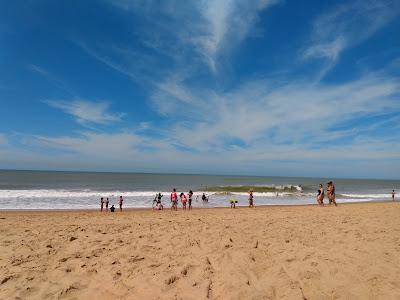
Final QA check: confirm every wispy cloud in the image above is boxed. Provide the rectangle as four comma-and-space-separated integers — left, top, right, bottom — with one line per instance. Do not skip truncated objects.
46, 100, 125, 125
303, 0, 400, 76
27, 64, 76, 96
193, 0, 280, 72
100, 0, 280, 73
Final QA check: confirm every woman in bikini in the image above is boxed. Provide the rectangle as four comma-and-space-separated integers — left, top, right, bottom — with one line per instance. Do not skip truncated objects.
180, 192, 187, 210
327, 181, 337, 206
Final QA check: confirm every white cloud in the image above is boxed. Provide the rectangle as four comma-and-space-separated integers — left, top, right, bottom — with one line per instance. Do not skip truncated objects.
193, 0, 280, 71
46, 100, 125, 125
102, 0, 280, 73
303, 0, 400, 75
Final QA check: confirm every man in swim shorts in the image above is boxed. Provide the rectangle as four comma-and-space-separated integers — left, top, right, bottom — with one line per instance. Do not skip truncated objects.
100, 197, 104, 212
248, 190, 254, 208
119, 196, 123, 211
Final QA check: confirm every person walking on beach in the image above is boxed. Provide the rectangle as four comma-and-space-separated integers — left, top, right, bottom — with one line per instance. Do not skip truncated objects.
248, 190, 254, 207
105, 197, 109, 211
100, 197, 104, 212
171, 188, 178, 211
188, 190, 193, 210
392, 190, 396, 201
317, 184, 324, 205
119, 196, 123, 211
327, 181, 337, 206
180, 192, 187, 210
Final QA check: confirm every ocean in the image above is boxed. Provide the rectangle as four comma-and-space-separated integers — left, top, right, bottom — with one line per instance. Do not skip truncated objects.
0, 170, 398, 209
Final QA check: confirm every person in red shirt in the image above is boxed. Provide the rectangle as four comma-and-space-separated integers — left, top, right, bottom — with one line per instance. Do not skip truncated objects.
170, 188, 178, 211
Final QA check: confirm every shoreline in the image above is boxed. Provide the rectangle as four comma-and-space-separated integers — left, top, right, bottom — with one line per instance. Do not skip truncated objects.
0, 199, 395, 213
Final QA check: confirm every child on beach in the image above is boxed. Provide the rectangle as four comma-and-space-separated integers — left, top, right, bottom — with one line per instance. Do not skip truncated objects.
105, 197, 109, 211
100, 197, 104, 212
317, 184, 324, 205
119, 196, 123, 211
180, 192, 187, 210
327, 181, 337, 206
248, 190, 254, 208
171, 189, 178, 211
110, 205, 115, 212
392, 190, 396, 201
230, 199, 238, 208
188, 190, 193, 210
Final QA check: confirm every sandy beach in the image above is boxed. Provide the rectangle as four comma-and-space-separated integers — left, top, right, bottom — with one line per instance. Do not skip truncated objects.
1, 202, 400, 299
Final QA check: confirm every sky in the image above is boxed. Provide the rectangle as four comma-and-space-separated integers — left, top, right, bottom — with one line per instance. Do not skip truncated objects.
0, 0, 400, 179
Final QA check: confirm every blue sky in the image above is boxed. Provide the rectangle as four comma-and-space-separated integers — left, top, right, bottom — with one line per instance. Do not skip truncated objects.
1, 0, 400, 179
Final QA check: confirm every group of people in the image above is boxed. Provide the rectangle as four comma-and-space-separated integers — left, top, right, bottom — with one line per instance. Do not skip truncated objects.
169, 189, 194, 211
230, 190, 254, 208
100, 196, 124, 212
151, 190, 210, 211
317, 181, 337, 206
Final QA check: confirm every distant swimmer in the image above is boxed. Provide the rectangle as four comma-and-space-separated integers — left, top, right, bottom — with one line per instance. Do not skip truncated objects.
110, 205, 115, 212
230, 199, 238, 208
248, 190, 254, 208
100, 197, 104, 212
119, 196, 124, 211
317, 184, 324, 205
392, 190, 396, 201
327, 181, 337, 206
180, 192, 187, 210
171, 188, 178, 211
188, 190, 193, 210
105, 197, 109, 211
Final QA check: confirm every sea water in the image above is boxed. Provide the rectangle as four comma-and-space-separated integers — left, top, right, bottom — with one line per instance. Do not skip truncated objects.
0, 170, 398, 209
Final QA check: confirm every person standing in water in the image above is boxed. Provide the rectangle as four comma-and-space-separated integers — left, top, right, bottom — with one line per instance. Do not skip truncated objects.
317, 184, 324, 205
171, 188, 178, 211
327, 181, 337, 206
100, 197, 104, 212
248, 190, 254, 207
119, 196, 123, 211
392, 190, 396, 201
105, 197, 109, 211
180, 192, 187, 210
188, 190, 193, 210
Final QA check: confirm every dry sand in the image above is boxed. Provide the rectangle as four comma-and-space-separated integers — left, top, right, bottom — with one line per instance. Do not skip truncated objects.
1, 202, 400, 299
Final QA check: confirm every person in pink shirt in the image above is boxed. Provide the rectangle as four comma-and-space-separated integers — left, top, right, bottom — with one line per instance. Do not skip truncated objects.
180, 192, 187, 210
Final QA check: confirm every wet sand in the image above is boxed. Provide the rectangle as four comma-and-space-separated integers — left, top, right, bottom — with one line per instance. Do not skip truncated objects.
1, 202, 400, 299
